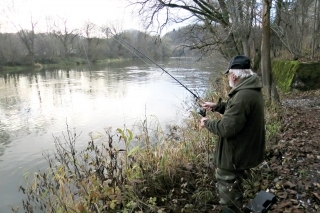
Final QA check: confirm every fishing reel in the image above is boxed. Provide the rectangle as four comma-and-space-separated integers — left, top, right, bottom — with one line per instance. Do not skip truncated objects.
197, 108, 206, 117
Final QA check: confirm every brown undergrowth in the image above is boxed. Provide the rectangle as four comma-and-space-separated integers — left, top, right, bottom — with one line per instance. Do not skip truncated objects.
265, 90, 320, 213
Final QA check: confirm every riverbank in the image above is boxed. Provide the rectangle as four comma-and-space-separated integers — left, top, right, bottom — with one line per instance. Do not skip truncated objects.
0, 57, 128, 73
266, 89, 320, 212
5, 64, 319, 212
0, 58, 216, 212
16, 90, 320, 213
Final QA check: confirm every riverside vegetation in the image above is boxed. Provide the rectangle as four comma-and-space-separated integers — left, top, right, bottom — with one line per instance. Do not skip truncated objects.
14, 77, 320, 213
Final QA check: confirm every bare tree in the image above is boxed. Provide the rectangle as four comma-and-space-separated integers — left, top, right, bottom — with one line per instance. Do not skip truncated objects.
12, 16, 39, 64
48, 17, 79, 58
271, 0, 320, 60
261, 0, 272, 101
0, 33, 25, 65
102, 20, 126, 39
128, 0, 257, 59
34, 33, 60, 62
261, 0, 279, 102
80, 22, 104, 62
312, 0, 320, 58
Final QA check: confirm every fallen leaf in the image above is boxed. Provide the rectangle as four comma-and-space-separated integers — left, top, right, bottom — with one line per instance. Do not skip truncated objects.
312, 192, 320, 201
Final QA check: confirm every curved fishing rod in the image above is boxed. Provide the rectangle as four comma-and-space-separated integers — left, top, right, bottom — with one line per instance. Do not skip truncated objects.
106, 29, 202, 102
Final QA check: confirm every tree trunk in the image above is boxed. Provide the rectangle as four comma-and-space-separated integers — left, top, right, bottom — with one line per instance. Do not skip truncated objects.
261, 0, 279, 103
242, 38, 250, 57
18, 30, 35, 64
261, 0, 272, 101
312, 0, 319, 58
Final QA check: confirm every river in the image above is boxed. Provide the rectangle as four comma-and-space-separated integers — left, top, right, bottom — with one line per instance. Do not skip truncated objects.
0, 58, 221, 211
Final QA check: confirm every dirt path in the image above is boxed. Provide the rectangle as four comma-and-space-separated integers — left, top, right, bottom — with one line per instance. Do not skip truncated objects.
268, 90, 320, 213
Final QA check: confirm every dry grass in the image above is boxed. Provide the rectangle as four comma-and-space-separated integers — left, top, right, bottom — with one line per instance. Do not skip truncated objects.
17, 76, 281, 213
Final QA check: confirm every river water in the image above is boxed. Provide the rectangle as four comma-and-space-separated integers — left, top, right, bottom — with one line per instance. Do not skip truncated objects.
0, 58, 220, 211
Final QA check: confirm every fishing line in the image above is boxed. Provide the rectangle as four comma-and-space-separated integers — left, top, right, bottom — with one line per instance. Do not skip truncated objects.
77, 23, 203, 102
110, 36, 153, 68
82, 23, 206, 116
105, 28, 202, 102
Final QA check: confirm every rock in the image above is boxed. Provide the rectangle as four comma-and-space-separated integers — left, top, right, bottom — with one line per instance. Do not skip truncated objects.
272, 61, 320, 92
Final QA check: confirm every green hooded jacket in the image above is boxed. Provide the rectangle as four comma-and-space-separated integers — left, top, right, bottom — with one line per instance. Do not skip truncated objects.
204, 74, 265, 170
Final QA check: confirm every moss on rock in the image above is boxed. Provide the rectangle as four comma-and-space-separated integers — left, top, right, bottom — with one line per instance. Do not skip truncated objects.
272, 60, 320, 92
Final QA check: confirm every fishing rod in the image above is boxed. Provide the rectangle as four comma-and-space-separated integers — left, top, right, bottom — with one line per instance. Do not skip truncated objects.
105, 29, 206, 116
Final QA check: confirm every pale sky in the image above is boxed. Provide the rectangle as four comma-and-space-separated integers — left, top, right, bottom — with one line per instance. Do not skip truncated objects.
1, 0, 143, 33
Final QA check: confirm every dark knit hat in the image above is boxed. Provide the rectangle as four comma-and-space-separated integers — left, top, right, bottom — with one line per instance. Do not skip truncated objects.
224, 55, 251, 74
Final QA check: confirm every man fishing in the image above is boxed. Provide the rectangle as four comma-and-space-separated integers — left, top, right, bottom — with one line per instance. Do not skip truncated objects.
200, 55, 266, 213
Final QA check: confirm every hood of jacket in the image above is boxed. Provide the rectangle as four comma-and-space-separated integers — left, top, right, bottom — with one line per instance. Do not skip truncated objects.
229, 74, 263, 96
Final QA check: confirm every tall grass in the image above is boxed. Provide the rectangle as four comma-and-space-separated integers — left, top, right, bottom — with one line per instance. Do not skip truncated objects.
17, 75, 282, 213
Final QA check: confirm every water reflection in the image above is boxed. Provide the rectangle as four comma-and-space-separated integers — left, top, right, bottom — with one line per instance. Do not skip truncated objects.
0, 58, 219, 210
0, 126, 10, 158
0, 60, 214, 150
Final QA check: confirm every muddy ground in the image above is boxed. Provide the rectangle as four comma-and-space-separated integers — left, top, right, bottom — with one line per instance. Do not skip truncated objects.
265, 90, 320, 213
